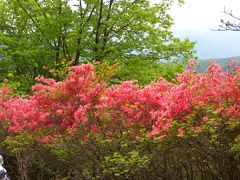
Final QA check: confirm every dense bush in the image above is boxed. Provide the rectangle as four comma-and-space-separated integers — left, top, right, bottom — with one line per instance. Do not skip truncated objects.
0, 60, 239, 179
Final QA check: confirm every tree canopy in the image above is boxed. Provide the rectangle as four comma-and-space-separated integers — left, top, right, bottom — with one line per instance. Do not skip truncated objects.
0, 0, 195, 89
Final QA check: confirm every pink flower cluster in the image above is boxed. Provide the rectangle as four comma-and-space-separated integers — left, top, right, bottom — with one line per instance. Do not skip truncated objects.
0, 61, 239, 141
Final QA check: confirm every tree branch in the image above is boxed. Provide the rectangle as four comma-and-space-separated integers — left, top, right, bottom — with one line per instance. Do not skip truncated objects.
15, 0, 54, 48
101, 0, 114, 52
215, 7, 240, 31
94, 0, 104, 61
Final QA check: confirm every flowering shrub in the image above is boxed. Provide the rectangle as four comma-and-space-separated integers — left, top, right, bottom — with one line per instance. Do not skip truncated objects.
0, 64, 105, 141
0, 60, 239, 179
0, 61, 239, 140
98, 60, 239, 140
148, 60, 240, 138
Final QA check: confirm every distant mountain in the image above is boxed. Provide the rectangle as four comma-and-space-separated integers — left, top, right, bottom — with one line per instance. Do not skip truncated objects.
198, 56, 240, 72
173, 30, 240, 72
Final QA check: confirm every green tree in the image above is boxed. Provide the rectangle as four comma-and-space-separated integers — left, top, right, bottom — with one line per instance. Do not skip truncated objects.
0, 0, 195, 90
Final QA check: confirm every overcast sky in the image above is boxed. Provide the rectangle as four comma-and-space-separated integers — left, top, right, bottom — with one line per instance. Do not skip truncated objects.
163, 0, 240, 59
168, 0, 240, 31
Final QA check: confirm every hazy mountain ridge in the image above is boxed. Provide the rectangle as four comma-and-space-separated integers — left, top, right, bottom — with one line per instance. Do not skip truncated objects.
198, 56, 240, 72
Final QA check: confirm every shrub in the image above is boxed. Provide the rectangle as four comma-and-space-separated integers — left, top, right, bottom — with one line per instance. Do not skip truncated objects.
0, 60, 239, 179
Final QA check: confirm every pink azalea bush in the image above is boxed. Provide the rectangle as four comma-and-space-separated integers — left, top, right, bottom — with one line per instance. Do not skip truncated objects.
0, 64, 105, 141
99, 60, 239, 140
0, 60, 239, 179
0, 61, 239, 141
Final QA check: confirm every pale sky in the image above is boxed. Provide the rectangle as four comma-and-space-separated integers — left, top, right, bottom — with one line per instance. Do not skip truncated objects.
158, 0, 240, 59
168, 0, 240, 31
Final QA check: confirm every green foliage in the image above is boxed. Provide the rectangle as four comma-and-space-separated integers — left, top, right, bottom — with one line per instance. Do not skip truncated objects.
0, 0, 195, 92
117, 58, 185, 84
102, 150, 149, 177
117, 58, 164, 84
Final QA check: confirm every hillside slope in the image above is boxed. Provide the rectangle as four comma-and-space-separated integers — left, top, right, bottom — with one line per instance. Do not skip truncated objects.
198, 56, 240, 72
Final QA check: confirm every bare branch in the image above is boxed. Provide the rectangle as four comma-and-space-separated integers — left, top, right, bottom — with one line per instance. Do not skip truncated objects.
215, 7, 240, 31
223, 7, 240, 21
